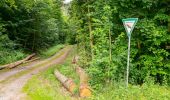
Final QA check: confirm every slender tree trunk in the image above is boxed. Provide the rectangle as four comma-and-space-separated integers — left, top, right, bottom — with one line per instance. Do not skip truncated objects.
168, 15, 170, 32
32, 32, 35, 51
109, 28, 112, 64
108, 27, 112, 81
88, 5, 94, 60
167, 15, 170, 49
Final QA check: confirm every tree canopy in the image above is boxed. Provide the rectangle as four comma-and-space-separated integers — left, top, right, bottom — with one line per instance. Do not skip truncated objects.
0, 0, 65, 52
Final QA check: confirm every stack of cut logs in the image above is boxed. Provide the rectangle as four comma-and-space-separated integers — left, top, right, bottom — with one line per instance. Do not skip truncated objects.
0, 53, 39, 70
54, 55, 91, 98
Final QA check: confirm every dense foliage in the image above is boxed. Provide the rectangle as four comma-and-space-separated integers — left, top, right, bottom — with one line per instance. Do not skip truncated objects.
0, 0, 65, 51
69, 0, 170, 89
0, 0, 66, 64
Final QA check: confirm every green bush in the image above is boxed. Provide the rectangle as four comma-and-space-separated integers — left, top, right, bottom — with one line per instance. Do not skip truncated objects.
90, 83, 170, 100
0, 35, 27, 65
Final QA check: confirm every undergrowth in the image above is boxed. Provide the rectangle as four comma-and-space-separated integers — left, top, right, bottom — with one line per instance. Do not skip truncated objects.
39, 44, 65, 59
0, 35, 27, 65
89, 82, 170, 100
23, 45, 79, 100
0, 49, 27, 65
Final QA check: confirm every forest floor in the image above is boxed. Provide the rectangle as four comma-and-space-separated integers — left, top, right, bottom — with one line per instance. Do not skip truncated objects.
0, 46, 72, 100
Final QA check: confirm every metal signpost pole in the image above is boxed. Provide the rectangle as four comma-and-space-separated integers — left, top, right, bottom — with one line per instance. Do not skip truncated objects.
122, 18, 138, 88
126, 36, 131, 87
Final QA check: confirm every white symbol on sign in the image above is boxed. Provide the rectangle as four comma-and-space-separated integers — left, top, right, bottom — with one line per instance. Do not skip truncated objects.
125, 21, 135, 34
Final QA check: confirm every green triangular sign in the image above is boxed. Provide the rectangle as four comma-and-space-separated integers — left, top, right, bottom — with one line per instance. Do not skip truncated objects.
122, 18, 138, 37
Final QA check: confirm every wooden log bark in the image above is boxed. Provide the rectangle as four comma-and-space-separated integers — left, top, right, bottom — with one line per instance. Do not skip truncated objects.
166, 46, 170, 49
23, 53, 36, 61
0, 53, 36, 69
76, 67, 89, 84
76, 67, 91, 97
0, 66, 6, 70
54, 70, 76, 94
23, 57, 40, 64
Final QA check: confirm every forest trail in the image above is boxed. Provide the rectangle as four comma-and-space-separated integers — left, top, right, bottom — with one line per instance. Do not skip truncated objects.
0, 46, 72, 100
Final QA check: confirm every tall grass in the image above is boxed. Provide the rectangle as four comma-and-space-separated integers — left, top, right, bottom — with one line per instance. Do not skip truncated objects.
89, 83, 170, 100
23, 67, 71, 100
39, 44, 65, 58
0, 49, 27, 65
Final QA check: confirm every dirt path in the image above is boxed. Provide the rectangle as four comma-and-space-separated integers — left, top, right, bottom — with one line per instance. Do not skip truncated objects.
0, 46, 72, 100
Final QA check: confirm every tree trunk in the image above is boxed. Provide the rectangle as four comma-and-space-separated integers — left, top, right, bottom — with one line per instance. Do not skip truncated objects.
32, 32, 35, 51
108, 28, 112, 81
54, 70, 76, 94
88, 5, 94, 60
168, 14, 170, 32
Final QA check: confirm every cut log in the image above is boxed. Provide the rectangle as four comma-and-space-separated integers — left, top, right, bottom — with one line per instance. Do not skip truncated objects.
54, 70, 77, 94
23, 57, 40, 64
76, 67, 91, 97
76, 67, 89, 84
166, 46, 170, 49
79, 84, 91, 98
24, 53, 36, 61
0, 66, 6, 70
8, 53, 36, 69
0, 53, 36, 69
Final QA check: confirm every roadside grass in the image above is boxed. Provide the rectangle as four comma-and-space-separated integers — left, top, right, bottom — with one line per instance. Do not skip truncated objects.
39, 44, 65, 59
0, 49, 27, 65
88, 82, 170, 100
23, 45, 80, 100
23, 67, 71, 100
